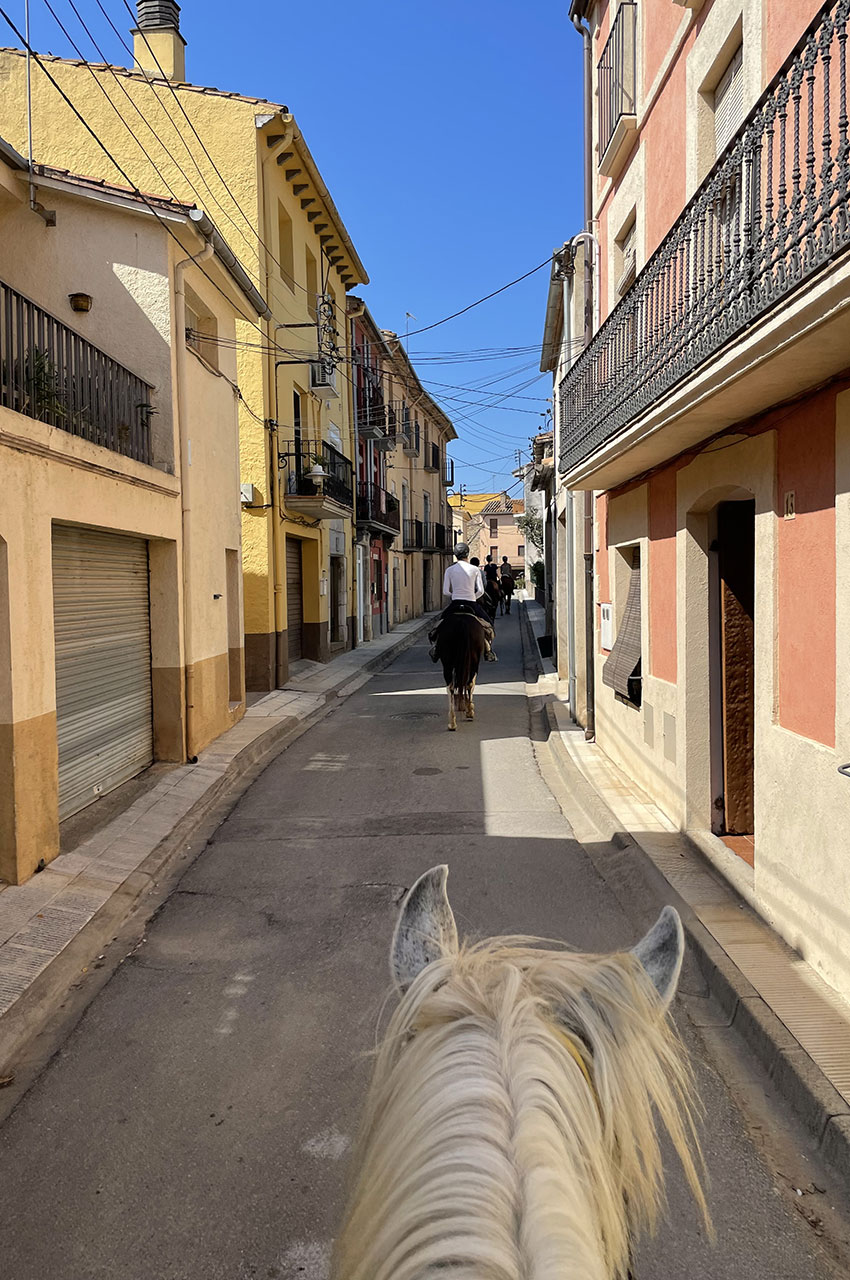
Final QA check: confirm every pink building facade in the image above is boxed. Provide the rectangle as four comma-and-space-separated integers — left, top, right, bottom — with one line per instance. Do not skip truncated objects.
558, 0, 850, 1002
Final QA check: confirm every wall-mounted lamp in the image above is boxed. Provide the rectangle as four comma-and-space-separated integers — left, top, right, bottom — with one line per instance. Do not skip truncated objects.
68, 292, 93, 313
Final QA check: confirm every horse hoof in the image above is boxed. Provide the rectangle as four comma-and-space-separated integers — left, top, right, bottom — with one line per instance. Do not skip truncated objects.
448, 724, 456, 732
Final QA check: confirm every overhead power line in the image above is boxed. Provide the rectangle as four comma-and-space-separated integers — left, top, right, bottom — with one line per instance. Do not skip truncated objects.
402, 260, 551, 338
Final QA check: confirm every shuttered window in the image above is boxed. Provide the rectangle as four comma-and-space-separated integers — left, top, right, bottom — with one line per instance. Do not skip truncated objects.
602, 546, 642, 707
714, 45, 744, 156
52, 526, 153, 820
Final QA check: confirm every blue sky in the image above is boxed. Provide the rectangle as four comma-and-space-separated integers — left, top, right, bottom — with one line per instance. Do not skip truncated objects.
15, 0, 585, 496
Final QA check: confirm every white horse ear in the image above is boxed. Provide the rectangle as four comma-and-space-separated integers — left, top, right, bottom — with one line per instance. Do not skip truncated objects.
391, 865, 459, 993
631, 906, 685, 1009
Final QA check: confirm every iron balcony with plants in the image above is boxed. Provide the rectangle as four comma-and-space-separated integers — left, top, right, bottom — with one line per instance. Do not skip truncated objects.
0, 276, 154, 463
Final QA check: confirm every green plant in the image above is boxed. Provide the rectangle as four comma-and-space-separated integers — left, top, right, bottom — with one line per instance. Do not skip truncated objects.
530, 559, 545, 589
516, 511, 544, 552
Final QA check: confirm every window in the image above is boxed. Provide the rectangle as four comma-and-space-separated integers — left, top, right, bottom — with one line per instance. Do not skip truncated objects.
615, 215, 637, 298
601, 546, 641, 708
305, 249, 318, 321
489, 518, 498, 537
278, 202, 295, 291
184, 283, 218, 370
490, 545, 498, 559
714, 46, 744, 157
518, 544, 525, 556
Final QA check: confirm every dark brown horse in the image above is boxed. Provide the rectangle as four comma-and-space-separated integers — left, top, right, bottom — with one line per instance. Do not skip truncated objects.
500, 574, 514, 614
436, 610, 487, 730
481, 579, 502, 623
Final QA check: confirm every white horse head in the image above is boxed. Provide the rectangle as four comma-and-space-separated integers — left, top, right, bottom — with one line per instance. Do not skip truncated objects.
334, 866, 709, 1280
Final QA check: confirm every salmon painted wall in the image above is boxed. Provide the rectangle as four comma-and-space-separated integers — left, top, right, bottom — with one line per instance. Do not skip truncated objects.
776, 391, 836, 747
648, 468, 677, 682
641, 0, 683, 103
642, 58, 687, 256
596, 493, 611, 652
765, 0, 823, 82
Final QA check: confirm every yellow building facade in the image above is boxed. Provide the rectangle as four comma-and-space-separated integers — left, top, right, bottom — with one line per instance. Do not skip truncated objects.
0, 5, 368, 690
0, 138, 261, 882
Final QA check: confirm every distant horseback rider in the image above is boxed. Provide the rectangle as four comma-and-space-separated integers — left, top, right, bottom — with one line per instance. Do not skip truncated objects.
483, 555, 500, 585
500, 556, 514, 581
429, 543, 497, 663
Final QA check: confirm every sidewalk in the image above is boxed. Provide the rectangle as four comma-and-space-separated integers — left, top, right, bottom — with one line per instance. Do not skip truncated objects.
520, 598, 850, 1181
0, 613, 436, 1063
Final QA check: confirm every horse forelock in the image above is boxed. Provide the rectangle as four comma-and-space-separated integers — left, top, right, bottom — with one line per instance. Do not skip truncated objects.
333, 938, 708, 1280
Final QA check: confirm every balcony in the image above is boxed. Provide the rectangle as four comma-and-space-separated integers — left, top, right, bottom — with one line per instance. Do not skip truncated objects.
597, 1, 637, 178
422, 521, 449, 551
423, 441, 440, 472
443, 455, 455, 487
355, 386, 386, 441
402, 420, 421, 457
281, 437, 353, 519
0, 277, 154, 462
403, 518, 423, 550
560, 2, 850, 486
356, 481, 400, 537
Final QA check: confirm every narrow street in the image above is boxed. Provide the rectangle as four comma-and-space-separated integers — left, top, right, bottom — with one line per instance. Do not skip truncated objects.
0, 610, 843, 1280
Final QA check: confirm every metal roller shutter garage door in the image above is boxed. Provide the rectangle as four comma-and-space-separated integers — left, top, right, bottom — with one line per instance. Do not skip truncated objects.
286, 537, 303, 662
52, 526, 153, 820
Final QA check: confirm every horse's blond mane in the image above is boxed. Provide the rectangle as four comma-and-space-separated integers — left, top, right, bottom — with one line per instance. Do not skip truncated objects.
333, 937, 708, 1280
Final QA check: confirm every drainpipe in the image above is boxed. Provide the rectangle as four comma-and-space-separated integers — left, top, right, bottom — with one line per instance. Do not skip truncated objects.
572, 4, 596, 740
174, 233, 215, 761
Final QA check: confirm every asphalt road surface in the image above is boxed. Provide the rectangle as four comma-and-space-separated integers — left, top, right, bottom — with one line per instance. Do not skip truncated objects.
0, 608, 846, 1279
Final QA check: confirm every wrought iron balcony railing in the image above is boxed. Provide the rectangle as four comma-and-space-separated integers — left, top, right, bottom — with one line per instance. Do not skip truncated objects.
423, 441, 440, 472
422, 521, 449, 551
281, 437, 353, 508
0, 276, 154, 462
403, 518, 423, 550
356, 481, 400, 533
560, 0, 850, 476
598, 1, 637, 161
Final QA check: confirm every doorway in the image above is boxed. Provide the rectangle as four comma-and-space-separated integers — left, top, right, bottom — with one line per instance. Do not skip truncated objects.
711, 499, 755, 857
423, 559, 431, 614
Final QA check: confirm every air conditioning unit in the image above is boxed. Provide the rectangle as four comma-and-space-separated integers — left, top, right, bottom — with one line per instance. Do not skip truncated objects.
310, 359, 339, 400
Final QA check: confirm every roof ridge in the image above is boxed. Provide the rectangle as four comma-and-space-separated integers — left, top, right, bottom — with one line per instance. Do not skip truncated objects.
0, 46, 287, 108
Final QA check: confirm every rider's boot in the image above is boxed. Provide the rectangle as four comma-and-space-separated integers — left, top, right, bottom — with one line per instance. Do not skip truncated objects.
484, 640, 498, 662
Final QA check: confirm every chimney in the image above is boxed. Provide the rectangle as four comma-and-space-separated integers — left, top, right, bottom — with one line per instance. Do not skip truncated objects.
133, 1, 186, 82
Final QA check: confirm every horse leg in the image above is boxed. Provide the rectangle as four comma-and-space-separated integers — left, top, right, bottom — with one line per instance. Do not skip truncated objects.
447, 684, 456, 731
465, 674, 477, 720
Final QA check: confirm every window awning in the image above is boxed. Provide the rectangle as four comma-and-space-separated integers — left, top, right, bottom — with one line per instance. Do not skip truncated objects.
602, 548, 642, 703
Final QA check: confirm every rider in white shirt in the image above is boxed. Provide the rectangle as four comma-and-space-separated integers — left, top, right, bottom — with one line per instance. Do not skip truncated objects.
430, 543, 497, 662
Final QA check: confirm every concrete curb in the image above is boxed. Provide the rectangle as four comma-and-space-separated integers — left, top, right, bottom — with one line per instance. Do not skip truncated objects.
0, 616, 433, 1081
518, 600, 850, 1184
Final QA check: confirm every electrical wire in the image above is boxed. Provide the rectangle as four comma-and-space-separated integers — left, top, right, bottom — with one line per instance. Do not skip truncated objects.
401, 260, 551, 337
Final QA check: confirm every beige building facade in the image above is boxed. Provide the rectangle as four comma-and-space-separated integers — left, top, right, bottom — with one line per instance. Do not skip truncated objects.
0, 139, 262, 884
380, 336, 456, 623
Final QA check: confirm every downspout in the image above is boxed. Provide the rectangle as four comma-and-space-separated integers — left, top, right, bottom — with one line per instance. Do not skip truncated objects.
572, 4, 596, 740
174, 234, 215, 761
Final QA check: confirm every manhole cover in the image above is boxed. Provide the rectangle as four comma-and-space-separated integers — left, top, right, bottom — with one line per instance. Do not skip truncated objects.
390, 711, 440, 720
